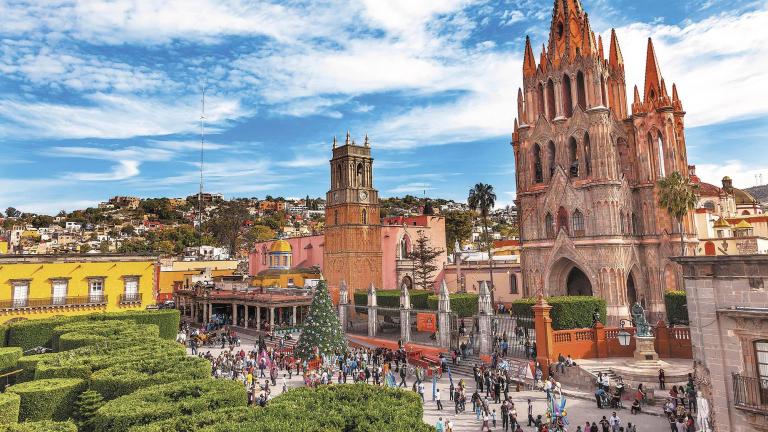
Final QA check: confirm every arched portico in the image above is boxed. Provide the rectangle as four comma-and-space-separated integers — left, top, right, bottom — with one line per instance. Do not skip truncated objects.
547, 257, 594, 296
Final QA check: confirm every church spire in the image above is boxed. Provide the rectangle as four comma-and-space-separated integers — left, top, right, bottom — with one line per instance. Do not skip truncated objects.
345, 130, 351, 145
643, 38, 664, 102
580, 14, 596, 57
598, 34, 604, 60
608, 28, 624, 69
672, 83, 683, 111
332, 135, 337, 148
523, 35, 536, 78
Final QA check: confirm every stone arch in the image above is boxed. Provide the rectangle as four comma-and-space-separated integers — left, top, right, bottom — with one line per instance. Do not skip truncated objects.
547, 140, 557, 180
557, 206, 569, 235
627, 267, 639, 307
336, 163, 342, 188
356, 162, 364, 187
546, 79, 556, 120
400, 275, 413, 290
533, 143, 543, 183
562, 74, 573, 117
547, 256, 595, 297
537, 82, 546, 118
398, 234, 412, 259
576, 71, 587, 110
568, 136, 578, 177
583, 132, 592, 176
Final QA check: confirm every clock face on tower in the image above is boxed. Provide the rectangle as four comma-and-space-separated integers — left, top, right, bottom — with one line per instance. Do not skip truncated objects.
358, 190, 368, 202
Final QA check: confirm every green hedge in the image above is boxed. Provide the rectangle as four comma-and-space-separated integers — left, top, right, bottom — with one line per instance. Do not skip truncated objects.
0, 324, 8, 347
92, 379, 247, 432
427, 293, 479, 317
0, 393, 20, 424
7, 378, 87, 421
0, 347, 22, 372
665, 290, 689, 325
133, 384, 434, 432
353, 290, 431, 309
51, 320, 137, 351
511, 296, 607, 330
7, 317, 75, 351
90, 356, 211, 400
0, 421, 77, 432
17, 353, 60, 383
87, 310, 180, 340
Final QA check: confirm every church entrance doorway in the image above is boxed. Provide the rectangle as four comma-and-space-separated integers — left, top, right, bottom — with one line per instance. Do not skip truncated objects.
627, 271, 637, 306
566, 267, 592, 296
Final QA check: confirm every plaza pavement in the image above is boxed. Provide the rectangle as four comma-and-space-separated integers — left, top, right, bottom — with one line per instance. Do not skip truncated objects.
189, 336, 670, 431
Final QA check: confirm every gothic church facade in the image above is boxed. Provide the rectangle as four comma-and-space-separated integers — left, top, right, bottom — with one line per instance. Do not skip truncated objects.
512, 0, 694, 320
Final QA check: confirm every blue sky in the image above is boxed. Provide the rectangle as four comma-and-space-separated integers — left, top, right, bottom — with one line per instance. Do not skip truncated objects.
1, 0, 767, 214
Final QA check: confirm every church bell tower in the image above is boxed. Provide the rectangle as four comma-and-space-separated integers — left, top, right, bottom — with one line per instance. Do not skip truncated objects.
324, 132, 383, 300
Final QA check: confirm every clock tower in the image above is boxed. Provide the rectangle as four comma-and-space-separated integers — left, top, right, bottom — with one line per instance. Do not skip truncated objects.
324, 131, 383, 301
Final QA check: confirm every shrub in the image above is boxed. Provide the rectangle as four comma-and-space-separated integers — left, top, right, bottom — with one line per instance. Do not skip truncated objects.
92, 379, 247, 432
0, 347, 22, 372
72, 390, 104, 432
0, 421, 77, 432
57, 333, 107, 352
511, 296, 607, 330
7, 378, 86, 421
665, 290, 689, 325
353, 290, 432, 310
87, 310, 180, 340
7, 317, 76, 351
90, 356, 211, 400
0, 324, 8, 347
16, 353, 60, 382
132, 384, 434, 432
51, 320, 147, 351
0, 393, 20, 424
427, 293, 479, 317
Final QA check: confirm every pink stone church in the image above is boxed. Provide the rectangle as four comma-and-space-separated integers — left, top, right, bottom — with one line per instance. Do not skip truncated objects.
512, 0, 693, 322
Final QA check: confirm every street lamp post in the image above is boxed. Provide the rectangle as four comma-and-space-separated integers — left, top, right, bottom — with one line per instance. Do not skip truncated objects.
617, 319, 634, 347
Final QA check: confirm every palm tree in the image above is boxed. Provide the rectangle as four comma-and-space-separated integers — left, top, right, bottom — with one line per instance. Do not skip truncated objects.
657, 171, 699, 256
468, 183, 497, 304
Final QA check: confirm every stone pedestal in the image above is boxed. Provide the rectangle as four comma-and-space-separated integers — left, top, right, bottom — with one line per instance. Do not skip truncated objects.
368, 307, 378, 337
400, 309, 411, 343
438, 280, 452, 349
634, 336, 660, 362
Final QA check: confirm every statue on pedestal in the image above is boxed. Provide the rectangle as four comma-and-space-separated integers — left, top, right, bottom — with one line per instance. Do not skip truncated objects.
631, 302, 652, 337
696, 391, 711, 432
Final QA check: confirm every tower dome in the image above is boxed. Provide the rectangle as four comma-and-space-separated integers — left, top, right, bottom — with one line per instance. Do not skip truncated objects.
268, 240, 292, 270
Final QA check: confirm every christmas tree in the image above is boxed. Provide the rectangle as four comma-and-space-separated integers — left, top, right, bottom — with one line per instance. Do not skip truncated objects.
294, 278, 347, 359
408, 230, 443, 291
73, 390, 104, 432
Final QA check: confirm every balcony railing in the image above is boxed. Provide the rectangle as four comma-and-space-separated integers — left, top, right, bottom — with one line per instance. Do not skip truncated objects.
733, 373, 768, 412
120, 293, 142, 304
0, 295, 108, 310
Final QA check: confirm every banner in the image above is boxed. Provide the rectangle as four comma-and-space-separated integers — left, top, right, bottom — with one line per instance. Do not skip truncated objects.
416, 313, 438, 333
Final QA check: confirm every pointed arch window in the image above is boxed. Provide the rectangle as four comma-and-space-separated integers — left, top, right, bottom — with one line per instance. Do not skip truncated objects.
357, 163, 364, 187
546, 79, 556, 120
537, 83, 545, 118
533, 144, 543, 183
557, 206, 569, 235
568, 137, 579, 178
600, 75, 607, 107
361, 209, 367, 225
657, 133, 666, 177
336, 163, 342, 188
584, 132, 592, 176
620, 211, 626, 234
547, 141, 556, 179
562, 74, 573, 117
545, 213, 555, 238
572, 209, 584, 236
576, 71, 587, 110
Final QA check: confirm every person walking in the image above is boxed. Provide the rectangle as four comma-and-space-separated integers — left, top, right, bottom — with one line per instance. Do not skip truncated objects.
435, 417, 445, 432
435, 388, 443, 410
527, 399, 534, 426
609, 412, 621, 432
659, 368, 666, 390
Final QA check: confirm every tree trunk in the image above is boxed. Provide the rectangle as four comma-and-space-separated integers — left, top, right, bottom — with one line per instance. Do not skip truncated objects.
484, 217, 495, 307
679, 218, 685, 256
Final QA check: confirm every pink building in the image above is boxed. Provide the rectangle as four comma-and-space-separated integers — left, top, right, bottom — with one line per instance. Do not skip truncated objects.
249, 215, 448, 291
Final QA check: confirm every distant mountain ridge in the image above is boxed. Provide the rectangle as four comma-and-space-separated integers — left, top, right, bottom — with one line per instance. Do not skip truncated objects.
744, 184, 768, 203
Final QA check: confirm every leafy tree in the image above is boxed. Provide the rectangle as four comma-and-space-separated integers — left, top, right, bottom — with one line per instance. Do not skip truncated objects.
5, 207, 20, 218
73, 390, 104, 432
408, 230, 443, 291
242, 224, 275, 251
468, 183, 497, 303
121, 225, 136, 236
294, 279, 346, 359
80, 244, 92, 254
30, 214, 54, 228
205, 201, 250, 255
99, 241, 111, 253
118, 239, 153, 254
445, 210, 474, 253
657, 171, 699, 256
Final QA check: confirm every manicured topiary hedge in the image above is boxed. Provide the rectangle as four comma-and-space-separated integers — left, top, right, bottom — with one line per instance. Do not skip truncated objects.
511, 296, 607, 330
0, 347, 22, 372
132, 384, 435, 432
665, 290, 689, 325
7, 317, 74, 351
0, 324, 8, 347
0, 393, 20, 424
90, 356, 211, 400
92, 379, 247, 432
51, 320, 136, 351
87, 309, 180, 340
16, 353, 59, 382
0, 420, 77, 432
7, 378, 87, 421
353, 290, 431, 309
427, 293, 479, 317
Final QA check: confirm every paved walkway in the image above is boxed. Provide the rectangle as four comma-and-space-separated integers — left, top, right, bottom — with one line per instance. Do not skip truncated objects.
190, 336, 669, 431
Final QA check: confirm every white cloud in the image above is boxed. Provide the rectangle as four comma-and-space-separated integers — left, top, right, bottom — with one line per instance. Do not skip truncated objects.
276, 155, 328, 169
387, 182, 436, 194
67, 160, 140, 181
0, 93, 247, 139
695, 160, 768, 190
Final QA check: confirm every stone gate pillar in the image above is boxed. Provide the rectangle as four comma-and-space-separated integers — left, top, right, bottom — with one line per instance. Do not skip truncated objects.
338, 280, 348, 333
400, 283, 411, 344
367, 283, 378, 338
478, 281, 493, 355
532, 294, 554, 377
437, 280, 452, 349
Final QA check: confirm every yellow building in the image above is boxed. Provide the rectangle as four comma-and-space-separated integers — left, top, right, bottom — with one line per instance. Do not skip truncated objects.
157, 259, 239, 301
251, 240, 321, 288
0, 254, 157, 324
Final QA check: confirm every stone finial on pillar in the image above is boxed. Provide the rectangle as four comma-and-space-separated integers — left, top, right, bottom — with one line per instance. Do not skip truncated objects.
400, 283, 411, 343
478, 281, 493, 355
438, 279, 452, 348
367, 283, 378, 337
338, 280, 348, 333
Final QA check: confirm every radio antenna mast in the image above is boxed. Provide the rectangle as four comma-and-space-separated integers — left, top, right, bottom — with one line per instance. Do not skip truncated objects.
198, 82, 206, 245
